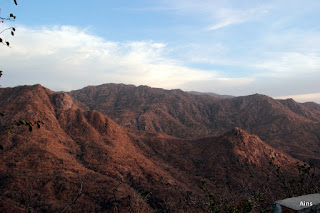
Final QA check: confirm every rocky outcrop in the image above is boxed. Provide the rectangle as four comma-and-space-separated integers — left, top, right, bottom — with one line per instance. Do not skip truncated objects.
51, 92, 74, 110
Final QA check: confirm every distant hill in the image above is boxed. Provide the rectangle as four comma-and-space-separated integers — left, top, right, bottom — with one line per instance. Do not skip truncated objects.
302, 101, 320, 111
188, 90, 235, 99
69, 83, 320, 166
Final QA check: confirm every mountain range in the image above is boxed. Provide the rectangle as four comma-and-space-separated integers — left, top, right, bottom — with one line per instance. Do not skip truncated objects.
0, 83, 319, 212
69, 83, 320, 166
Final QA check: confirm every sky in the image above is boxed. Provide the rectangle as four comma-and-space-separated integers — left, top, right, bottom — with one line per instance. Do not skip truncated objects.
0, 0, 320, 103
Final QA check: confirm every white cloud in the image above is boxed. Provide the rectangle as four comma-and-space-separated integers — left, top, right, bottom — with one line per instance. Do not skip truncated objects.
207, 7, 269, 30
275, 92, 320, 103
156, 0, 271, 31
245, 30, 320, 78
208, 18, 240, 31
161, 0, 270, 31
0, 25, 219, 91
181, 77, 255, 94
1, 22, 320, 104
253, 52, 320, 75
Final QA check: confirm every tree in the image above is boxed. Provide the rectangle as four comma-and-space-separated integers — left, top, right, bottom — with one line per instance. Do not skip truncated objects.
0, 0, 17, 84
0, 0, 17, 47
0, 0, 16, 121
0, 0, 44, 148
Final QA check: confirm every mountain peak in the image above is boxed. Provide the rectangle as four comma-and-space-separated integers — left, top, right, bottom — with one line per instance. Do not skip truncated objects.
223, 127, 251, 140
247, 93, 272, 100
232, 126, 244, 135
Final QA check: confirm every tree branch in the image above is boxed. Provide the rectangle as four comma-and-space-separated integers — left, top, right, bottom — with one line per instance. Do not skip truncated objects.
0, 27, 14, 35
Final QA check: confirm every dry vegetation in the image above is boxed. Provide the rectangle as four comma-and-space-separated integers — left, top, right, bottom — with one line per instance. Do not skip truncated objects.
0, 84, 320, 212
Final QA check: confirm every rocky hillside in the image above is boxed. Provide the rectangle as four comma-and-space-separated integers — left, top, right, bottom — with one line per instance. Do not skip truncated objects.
0, 84, 315, 212
69, 83, 320, 166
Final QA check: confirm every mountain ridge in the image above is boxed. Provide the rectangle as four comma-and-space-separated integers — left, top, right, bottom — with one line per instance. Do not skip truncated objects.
68, 83, 320, 166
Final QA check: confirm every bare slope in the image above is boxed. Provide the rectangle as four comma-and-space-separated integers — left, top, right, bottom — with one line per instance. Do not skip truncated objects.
0, 84, 309, 212
69, 84, 320, 166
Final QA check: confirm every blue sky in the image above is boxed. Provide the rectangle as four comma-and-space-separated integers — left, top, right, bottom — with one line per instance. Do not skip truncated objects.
1, 0, 320, 103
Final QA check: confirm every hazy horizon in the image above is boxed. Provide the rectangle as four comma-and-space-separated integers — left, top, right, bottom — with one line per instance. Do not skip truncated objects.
1, 0, 320, 103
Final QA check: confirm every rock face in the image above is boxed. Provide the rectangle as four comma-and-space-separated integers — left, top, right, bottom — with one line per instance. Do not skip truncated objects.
68, 84, 219, 138
0, 84, 319, 212
69, 83, 320, 166
51, 92, 74, 110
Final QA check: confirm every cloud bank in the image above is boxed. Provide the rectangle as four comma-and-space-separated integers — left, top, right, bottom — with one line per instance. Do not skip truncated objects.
0, 25, 219, 91
0, 24, 320, 104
